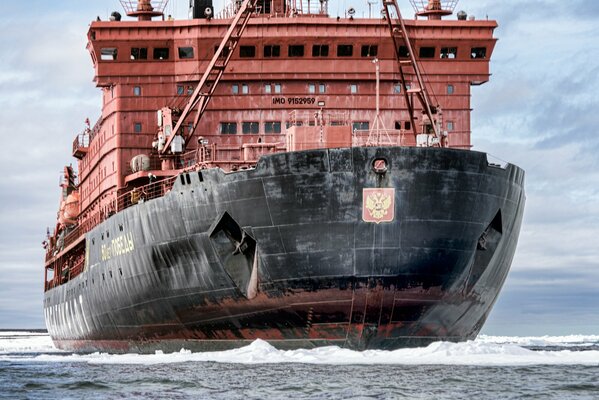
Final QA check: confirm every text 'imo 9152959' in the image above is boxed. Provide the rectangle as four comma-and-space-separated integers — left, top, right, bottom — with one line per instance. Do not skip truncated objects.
43, 0, 525, 353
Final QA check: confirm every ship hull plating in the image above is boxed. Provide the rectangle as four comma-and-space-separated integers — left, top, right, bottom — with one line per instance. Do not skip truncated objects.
44, 146, 525, 353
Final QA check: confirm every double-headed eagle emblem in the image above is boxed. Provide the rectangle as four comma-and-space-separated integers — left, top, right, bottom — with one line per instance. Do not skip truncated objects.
362, 188, 395, 224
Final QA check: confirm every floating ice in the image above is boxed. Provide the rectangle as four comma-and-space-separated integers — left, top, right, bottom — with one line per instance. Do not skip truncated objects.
1, 332, 598, 366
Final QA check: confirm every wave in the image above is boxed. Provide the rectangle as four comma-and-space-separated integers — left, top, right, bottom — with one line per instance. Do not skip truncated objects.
2, 332, 598, 366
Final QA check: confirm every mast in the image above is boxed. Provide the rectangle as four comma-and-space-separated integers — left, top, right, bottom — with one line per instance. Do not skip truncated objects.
119, 0, 169, 21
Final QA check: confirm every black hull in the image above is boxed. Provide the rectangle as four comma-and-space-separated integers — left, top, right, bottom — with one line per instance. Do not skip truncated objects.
44, 146, 525, 353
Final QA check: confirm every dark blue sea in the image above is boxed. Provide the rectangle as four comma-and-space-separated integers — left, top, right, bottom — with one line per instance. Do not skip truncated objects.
1, 332, 598, 399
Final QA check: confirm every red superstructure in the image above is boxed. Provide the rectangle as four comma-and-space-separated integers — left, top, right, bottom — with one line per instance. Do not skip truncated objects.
44, 0, 496, 292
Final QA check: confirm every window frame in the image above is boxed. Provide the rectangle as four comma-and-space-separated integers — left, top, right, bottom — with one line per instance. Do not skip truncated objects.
242, 121, 260, 134
178, 47, 194, 59
337, 44, 353, 57
153, 47, 170, 60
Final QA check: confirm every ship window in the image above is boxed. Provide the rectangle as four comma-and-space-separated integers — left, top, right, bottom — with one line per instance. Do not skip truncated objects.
232, 84, 239, 94
471, 47, 487, 59
398, 46, 410, 58
264, 83, 272, 94
308, 83, 316, 94
265, 121, 281, 134
242, 122, 259, 134
220, 122, 237, 134
319, 83, 326, 93
447, 121, 454, 131
133, 86, 141, 96
153, 47, 170, 60
350, 84, 358, 94
395, 121, 401, 130
130, 47, 147, 60
312, 44, 329, 57
288, 45, 304, 57
177, 85, 184, 95
264, 45, 280, 57
337, 44, 353, 57
393, 82, 401, 94
274, 83, 282, 94
352, 121, 369, 131
134, 122, 142, 133
242, 84, 249, 94
214, 46, 231, 58
361, 45, 377, 57
178, 47, 194, 59
405, 121, 411, 130
440, 47, 458, 59
100, 48, 118, 61
419, 47, 435, 58
447, 84, 455, 95
239, 45, 256, 58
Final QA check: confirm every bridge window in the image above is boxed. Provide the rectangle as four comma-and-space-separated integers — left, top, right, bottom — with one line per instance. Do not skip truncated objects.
130, 47, 147, 60
350, 84, 358, 94
447, 121, 454, 131
352, 121, 369, 131
232, 84, 239, 94
319, 83, 326, 93
361, 45, 377, 57
440, 47, 458, 59
239, 45, 256, 58
100, 48, 118, 61
447, 84, 455, 95
419, 47, 435, 58
288, 45, 304, 57
274, 83, 282, 94
220, 122, 237, 134
133, 86, 141, 96
471, 47, 487, 59
134, 122, 142, 133
214, 46, 230, 57
398, 46, 409, 58
153, 48, 170, 60
337, 44, 353, 57
178, 47, 194, 59
242, 84, 249, 94
242, 122, 259, 134
264, 45, 280, 57
177, 85, 184, 95
308, 83, 316, 94
312, 44, 329, 57
393, 82, 401, 94
264, 83, 272, 94
265, 121, 281, 134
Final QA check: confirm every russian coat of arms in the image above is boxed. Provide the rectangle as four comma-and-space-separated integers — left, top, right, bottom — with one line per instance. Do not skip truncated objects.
362, 188, 395, 224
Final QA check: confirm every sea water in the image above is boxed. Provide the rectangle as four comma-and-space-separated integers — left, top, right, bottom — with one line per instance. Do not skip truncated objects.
1, 332, 598, 399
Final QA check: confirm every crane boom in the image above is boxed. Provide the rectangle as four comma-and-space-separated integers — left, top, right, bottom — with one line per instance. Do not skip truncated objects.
159, 0, 259, 155
383, 0, 443, 146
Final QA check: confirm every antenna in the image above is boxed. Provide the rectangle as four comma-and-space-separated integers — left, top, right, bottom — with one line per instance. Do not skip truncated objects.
119, 0, 170, 21
408, 0, 459, 20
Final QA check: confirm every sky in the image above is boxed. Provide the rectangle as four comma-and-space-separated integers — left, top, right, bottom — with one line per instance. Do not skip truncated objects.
0, 0, 598, 336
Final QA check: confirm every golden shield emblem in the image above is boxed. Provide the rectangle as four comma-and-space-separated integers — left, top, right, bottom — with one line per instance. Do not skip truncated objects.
363, 188, 395, 224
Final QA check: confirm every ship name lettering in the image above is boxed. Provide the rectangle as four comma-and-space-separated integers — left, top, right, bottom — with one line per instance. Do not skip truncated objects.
101, 232, 135, 261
